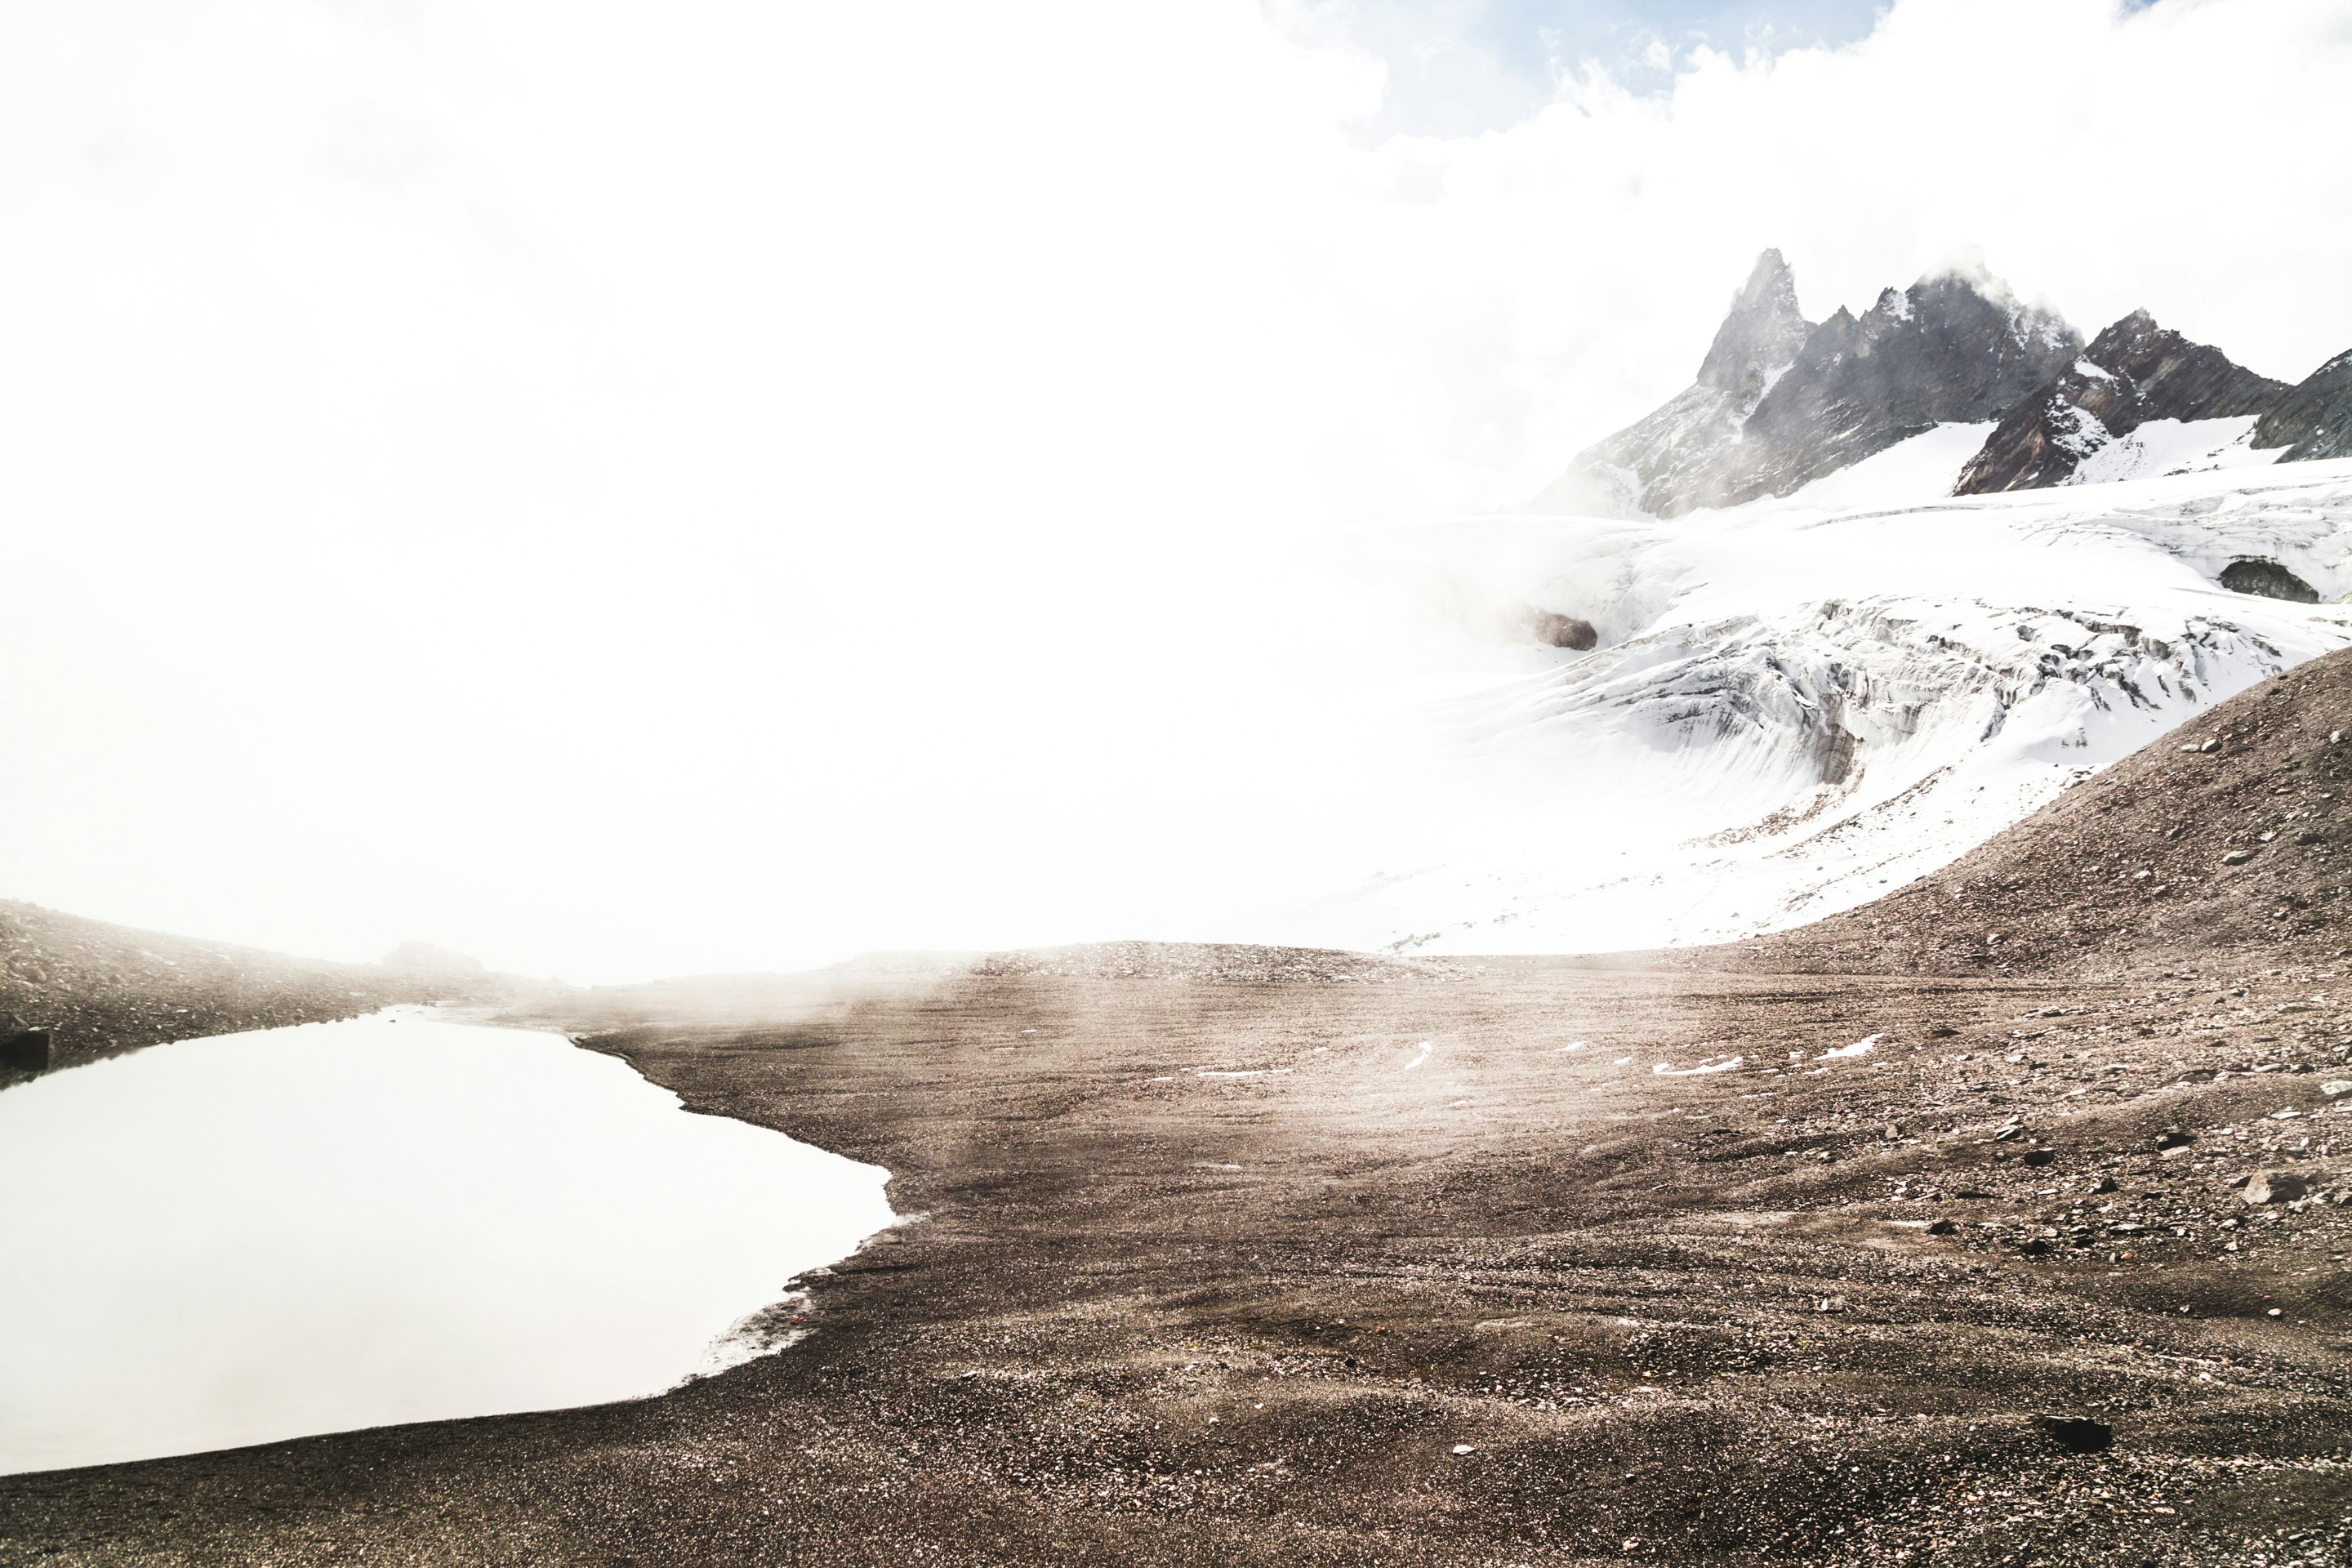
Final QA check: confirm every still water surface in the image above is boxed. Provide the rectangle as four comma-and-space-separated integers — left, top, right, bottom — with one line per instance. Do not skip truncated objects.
0, 1009, 894, 1475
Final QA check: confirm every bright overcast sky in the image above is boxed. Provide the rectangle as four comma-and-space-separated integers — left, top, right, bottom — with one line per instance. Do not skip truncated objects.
2, 0, 2348, 979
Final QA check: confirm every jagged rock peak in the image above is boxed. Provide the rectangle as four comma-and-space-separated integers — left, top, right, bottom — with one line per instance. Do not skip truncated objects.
1953, 308, 2287, 495
1695, 249, 1811, 400
1524, 254, 2080, 520
1712, 265, 2080, 506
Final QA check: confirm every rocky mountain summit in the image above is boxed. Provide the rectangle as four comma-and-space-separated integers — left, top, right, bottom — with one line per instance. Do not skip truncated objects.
1525, 249, 1811, 518
1953, 310, 2288, 494
1731, 270, 2078, 502
1533, 252, 2352, 519
1532, 252, 2078, 518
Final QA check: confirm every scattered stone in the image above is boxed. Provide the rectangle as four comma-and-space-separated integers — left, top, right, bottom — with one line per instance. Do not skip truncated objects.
1926, 1218, 1956, 1235
2022, 1148, 2056, 1168
2222, 849, 2257, 866
1994, 1124, 2025, 1142
2154, 1130, 2194, 1150
2320, 1080, 2352, 1098
1450, 1444, 1477, 1456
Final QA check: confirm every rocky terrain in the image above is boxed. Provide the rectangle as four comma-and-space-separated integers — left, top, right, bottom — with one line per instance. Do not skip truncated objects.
1953, 310, 2287, 495
1749, 646, 2352, 982
0, 902, 462, 1085
2256, 350, 2352, 464
7, 658, 2352, 1566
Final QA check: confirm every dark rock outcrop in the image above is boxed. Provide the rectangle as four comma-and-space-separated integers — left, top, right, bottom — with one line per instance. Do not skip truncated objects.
2220, 559, 2321, 603
1953, 310, 2287, 494
2251, 348, 2352, 461
1530, 256, 2077, 519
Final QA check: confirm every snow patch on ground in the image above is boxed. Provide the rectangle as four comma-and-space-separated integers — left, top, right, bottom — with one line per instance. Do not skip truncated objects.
1655, 1055, 1745, 1076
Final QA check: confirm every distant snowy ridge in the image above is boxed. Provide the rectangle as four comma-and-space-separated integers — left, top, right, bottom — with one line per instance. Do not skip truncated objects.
1529, 252, 2349, 520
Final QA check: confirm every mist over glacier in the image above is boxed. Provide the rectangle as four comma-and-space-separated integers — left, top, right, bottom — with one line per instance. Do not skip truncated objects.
4, 0, 2352, 979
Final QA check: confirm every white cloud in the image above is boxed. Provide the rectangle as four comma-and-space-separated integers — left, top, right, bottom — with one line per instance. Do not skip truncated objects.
0, 0, 2346, 977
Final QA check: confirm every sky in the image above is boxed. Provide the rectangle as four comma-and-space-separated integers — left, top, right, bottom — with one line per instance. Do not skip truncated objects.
1300, 0, 1892, 136
3, 0, 2350, 980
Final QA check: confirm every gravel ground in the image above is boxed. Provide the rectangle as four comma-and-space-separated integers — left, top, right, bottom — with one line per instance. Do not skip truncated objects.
6, 660, 2352, 1566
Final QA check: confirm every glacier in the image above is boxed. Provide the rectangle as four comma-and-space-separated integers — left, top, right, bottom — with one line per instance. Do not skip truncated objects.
1299, 451, 2352, 956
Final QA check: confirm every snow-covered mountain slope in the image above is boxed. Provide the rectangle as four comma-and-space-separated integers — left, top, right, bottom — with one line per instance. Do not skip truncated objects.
1303, 459, 2352, 956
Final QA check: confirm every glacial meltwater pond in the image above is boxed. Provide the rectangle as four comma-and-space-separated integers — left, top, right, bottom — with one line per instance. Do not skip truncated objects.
0, 1009, 896, 1476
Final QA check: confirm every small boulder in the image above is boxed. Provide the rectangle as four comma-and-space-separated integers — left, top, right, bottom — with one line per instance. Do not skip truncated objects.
1527, 610, 1598, 651
2243, 1169, 2308, 1205
0, 1029, 50, 1073
2221, 849, 2256, 866
2022, 1148, 2056, 1168
2034, 1414, 2114, 1454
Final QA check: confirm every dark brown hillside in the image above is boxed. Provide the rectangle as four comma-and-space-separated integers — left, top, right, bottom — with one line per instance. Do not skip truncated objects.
0, 902, 470, 1080
1763, 647, 2352, 976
